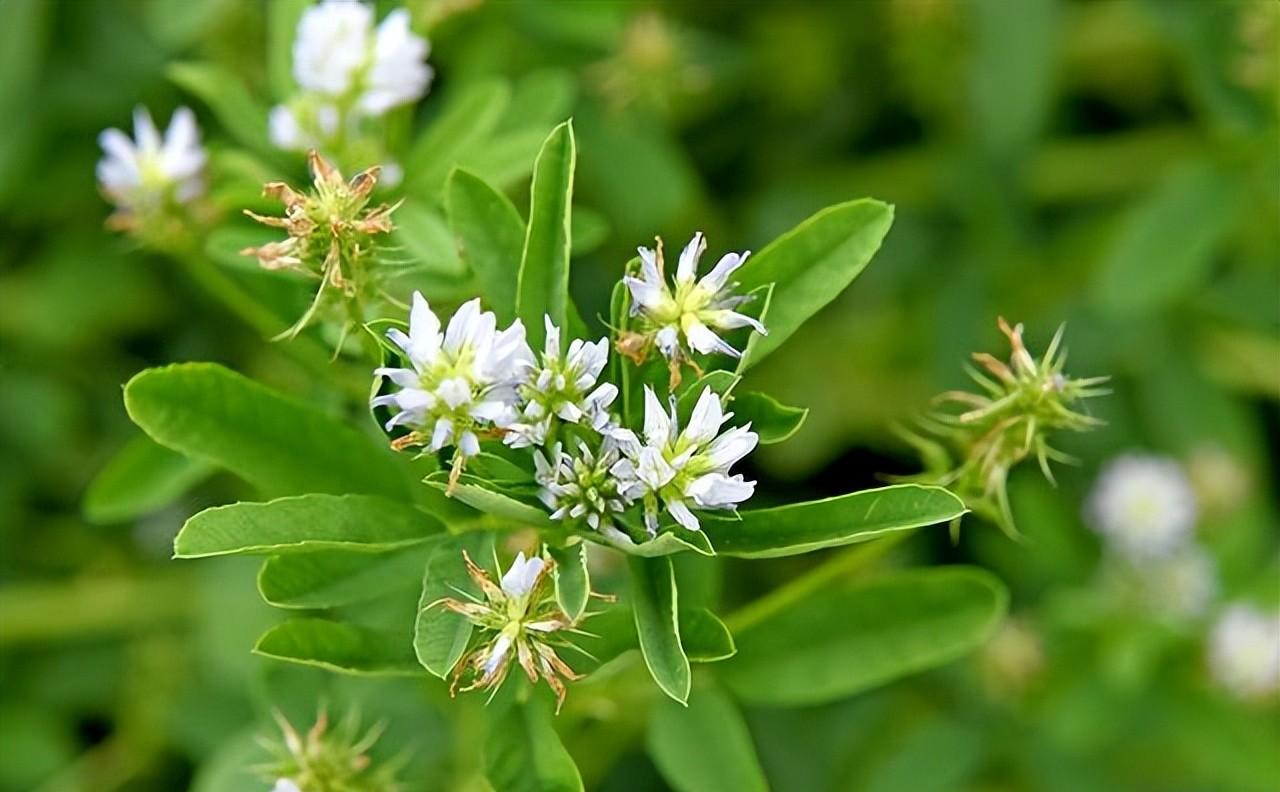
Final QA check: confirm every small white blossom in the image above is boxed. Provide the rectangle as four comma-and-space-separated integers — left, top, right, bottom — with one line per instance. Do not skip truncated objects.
293, 0, 373, 96
1208, 603, 1280, 700
1085, 454, 1198, 561
360, 8, 432, 114
271, 780, 302, 792
506, 317, 617, 448
294, 2, 431, 106
268, 102, 339, 152
535, 440, 638, 531
625, 232, 766, 361
373, 292, 532, 463
500, 551, 546, 598
1139, 547, 1217, 620
613, 386, 757, 534
97, 106, 206, 210
432, 551, 583, 711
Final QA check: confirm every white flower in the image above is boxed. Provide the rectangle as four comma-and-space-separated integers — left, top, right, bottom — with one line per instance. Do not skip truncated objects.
500, 551, 546, 598
372, 292, 532, 461
1085, 454, 1198, 561
1139, 547, 1217, 620
624, 232, 766, 361
291, 1, 431, 114
613, 385, 757, 534
271, 780, 302, 792
97, 106, 205, 209
360, 10, 433, 115
268, 102, 339, 152
506, 317, 618, 448
1208, 603, 1280, 700
535, 440, 638, 531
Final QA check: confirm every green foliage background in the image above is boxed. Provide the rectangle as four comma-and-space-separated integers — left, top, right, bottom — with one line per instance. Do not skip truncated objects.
0, 0, 1276, 790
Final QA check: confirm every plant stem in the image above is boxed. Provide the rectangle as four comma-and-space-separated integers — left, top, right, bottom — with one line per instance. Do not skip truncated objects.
723, 531, 913, 634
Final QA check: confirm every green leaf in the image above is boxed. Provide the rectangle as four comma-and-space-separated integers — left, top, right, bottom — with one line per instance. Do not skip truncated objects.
517, 120, 576, 349
125, 363, 411, 500
970, 0, 1056, 155
1094, 161, 1241, 315
720, 567, 1008, 705
701, 484, 965, 559
731, 391, 807, 445
501, 69, 577, 130
83, 434, 214, 524
414, 533, 494, 678
253, 619, 422, 676
677, 608, 737, 663
628, 556, 691, 704
391, 202, 467, 279
648, 684, 769, 792
167, 62, 272, 157
591, 527, 715, 557
548, 543, 590, 622
257, 543, 437, 609
175, 494, 443, 558
266, 0, 309, 101
737, 199, 894, 368
446, 168, 526, 324
485, 697, 583, 792
424, 477, 552, 527
456, 128, 551, 190
581, 607, 734, 670
404, 78, 511, 198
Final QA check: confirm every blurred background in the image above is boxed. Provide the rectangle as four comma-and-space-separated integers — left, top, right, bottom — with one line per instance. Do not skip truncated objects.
1, 0, 1277, 790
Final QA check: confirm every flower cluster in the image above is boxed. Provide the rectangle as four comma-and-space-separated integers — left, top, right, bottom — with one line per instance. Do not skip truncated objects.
619, 232, 766, 386
258, 709, 402, 792
429, 551, 585, 710
613, 386, 758, 534
1086, 454, 1199, 562
536, 439, 638, 535
903, 318, 1108, 535
1086, 454, 1218, 622
373, 293, 530, 482
506, 318, 617, 449
243, 151, 400, 337
97, 105, 206, 245
377, 298, 761, 537
1208, 602, 1280, 701
271, 0, 431, 174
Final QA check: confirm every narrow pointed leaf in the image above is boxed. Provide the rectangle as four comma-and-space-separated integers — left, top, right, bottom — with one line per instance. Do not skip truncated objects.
446, 168, 525, 323
628, 556, 691, 704
414, 533, 494, 678
392, 202, 467, 279
580, 607, 734, 671
266, 0, 309, 100
648, 684, 769, 792
701, 484, 965, 558
125, 363, 411, 500
720, 567, 1008, 705
84, 434, 214, 524
167, 62, 272, 157
591, 527, 715, 557
485, 697, 584, 792
730, 391, 808, 445
404, 78, 510, 198
517, 120, 575, 349
424, 478, 552, 527
737, 199, 894, 368
175, 494, 442, 558
548, 543, 590, 622
254, 619, 422, 676
258, 542, 438, 609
